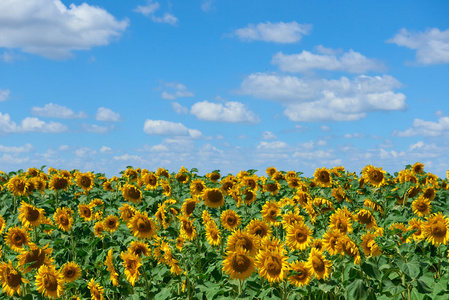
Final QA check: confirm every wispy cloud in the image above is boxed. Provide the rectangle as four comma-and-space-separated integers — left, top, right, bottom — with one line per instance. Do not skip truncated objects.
134, 0, 178, 25
96, 107, 121, 122
232, 21, 311, 43
0, 89, 10, 101
160, 82, 194, 100
31, 103, 87, 119
393, 115, 449, 137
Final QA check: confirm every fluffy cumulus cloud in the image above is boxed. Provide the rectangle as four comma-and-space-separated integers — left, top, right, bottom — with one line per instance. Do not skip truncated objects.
190, 100, 260, 123
0, 143, 33, 153
387, 28, 449, 65
161, 82, 194, 100
0, 89, 10, 101
0, 113, 68, 133
96, 107, 121, 122
143, 119, 201, 138
0, 0, 129, 59
239, 73, 406, 121
272, 49, 385, 73
232, 21, 311, 43
393, 116, 449, 137
31, 103, 87, 119
134, 0, 178, 25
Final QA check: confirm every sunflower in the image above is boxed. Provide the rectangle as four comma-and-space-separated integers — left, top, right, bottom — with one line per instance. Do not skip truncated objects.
0, 214, 5, 234
407, 218, 425, 242
121, 184, 142, 203
220, 177, 236, 195
245, 219, 272, 239
240, 188, 257, 206
161, 180, 172, 197
421, 186, 436, 201
60, 262, 81, 283
35, 264, 64, 299
412, 162, 425, 174
311, 238, 325, 253
53, 207, 74, 232
18, 243, 53, 273
329, 210, 353, 234
226, 229, 260, 257
202, 210, 212, 224
102, 180, 115, 192
7, 175, 29, 196
189, 179, 206, 197
0, 260, 29, 297
363, 199, 384, 214
5, 226, 30, 252
128, 211, 158, 239
288, 260, 312, 287
205, 222, 222, 246
261, 200, 281, 225
181, 198, 198, 217
286, 222, 313, 251
104, 250, 119, 286
128, 241, 151, 257
153, 237, 174, 266
423, 212, 449, 245
294, 191, 312, 206
263, 180, 281, 195
355, 209, 377, 229
222, 248, 255, 280
121, 251, 141, 286
306, 248, 332, 280
312, 197, 334, 214
156, 167, 170, 179
49, 174, 70, 192
412, 196, 432, 217
362, 165, 387, 188
88, 278, 104, 300
142, 172, 159, 190
220, 210, 241, 232
287, 177, 303, 189
94, 222, 105, 238
255, 250, 289, 283
206, 172, 221, 183
282, 211, 304, 229
260, 236, 286, 254
119, 203, 136, 223
101, 215, 119, 233
323, 229, 343, 256
390, 222, 408, 244
176, 236, 185, 251
78, 203, 94, 221
313, 167, 333, 188
30, 177, 46, 194
202, 188, 225, 208
123, 168, 139, 182
178, 215, 197, 241
336, 235, 361, 265
360, 232, 382, 257
266, 167, 277, 177
75, 171, 95, 192
155, 203, 169, 229
240, 175, 259, 190
16, 201, 44, 228
175, 167, 189, 184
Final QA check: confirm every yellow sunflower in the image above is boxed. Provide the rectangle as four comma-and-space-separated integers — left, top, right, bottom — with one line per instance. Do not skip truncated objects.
255, 250, 289, 283
205, 222, 222, 246
331, 186, 349, 202
49, 174, 70, 192
119, 203, 136, 223
7, 175, 30, 196
120, 251, 142, 286
266, 167, 277, 177
75, 171, 95, 192
94, 222, 105, 238
336, 235, 361, 265
103, 215, 120, 233
322, 229, 343, 256
202, 188, 225, 208
121, 184, 142, 203
35, 264, 64, 299
362, 165, 387, 188
407, 218, 425, 242
206, 171, 221, 183
181, 198, 198, 217
245, 219, 272, 239
412, 196, 432, 217
18, 243, 53, 273
260, 236, 286, 254
261, 200, 281, 226
0, 260, 29, 297
102, 180, 115, 192
240, 188, 257, 206
240, 175, 259, 190
222, 248, 255, 280
364, 199, 384, 215
0, 214, 5, 234
412, 162, 425, 174
60, 262, 81, 283
53, 207, 74, 232
287, 177, 303, 189
282, 211, 304, 229
128, 211, 158, 239
423, 212, 449, 245
263, 180, 281, 195
226, 229, 260, 257
329, 210, 353, 235
220, 177, 236, 195
220, 210, 241, 231
128, 241, 151, 257
313, 167, 333, 188
288, 260, 312, 287
306, 248, 332, 280
88, 278, 104, 300
104, 249, 119, 287
189, 179, 206, 197
5, 226, 30, 252
355, 209, 377, 229
17, 201, 45, 228
360, 232, 382, 257
421, 186, 436, 201
161, 180, 172, 197
142, 172, 159, 190
78, 203, 94, 221
178, 215, 197, 241
285, 222, 313, 251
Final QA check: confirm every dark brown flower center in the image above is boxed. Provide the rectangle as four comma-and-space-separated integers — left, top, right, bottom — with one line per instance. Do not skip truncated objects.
311, 255, 325, 273
232, 254, 251, 273
43, 273, 58, 291
207, 190, 223, 203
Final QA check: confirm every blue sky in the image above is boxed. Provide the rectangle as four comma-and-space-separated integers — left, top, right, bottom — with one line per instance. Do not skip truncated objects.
1, 0, 449, 178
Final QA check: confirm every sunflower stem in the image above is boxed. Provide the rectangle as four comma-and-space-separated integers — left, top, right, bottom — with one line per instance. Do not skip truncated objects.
142, 264, 151, 299
238, 279, 243, 296
437, 244, 442, 279
70, 229, 76, 260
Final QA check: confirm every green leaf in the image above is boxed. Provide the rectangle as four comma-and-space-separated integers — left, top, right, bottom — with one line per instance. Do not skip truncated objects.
397, 258, 420, 278
346, 279, 368, 299
410, 287, 426, 300
415, 278, 432, 294
382, 279, 406, 297
362, 261, 381, 280
155, 287, 172, 300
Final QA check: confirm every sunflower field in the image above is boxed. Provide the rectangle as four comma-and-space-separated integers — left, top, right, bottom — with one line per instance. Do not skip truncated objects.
0, 163, 449, 299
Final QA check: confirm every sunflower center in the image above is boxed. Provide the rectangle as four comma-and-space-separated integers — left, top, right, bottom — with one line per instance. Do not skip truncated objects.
26, 207, 40, 222
210, 173, 220, 181
254, 226, 265, 237
358, 213, 372, 225
416, 202, 427, 212
16, 181, 26, 191
182, 221, 193, 235
293, 268, 307, 280
43, 273, 58, 291
232, 254, 251, 273
207, 190, 223, 203
177, 174, 187, 182
66, 269, 74, 277
221, 182, 233, 192
265, 256, 282, 276
370, 170, 383, 183
136, 218, 151, 232
54, 178, 68, 190
6, 271, 22, 288
83, 208, 92, 218
235, 237, 253, 252
13, 233, 24, 244
148, 176, 157, 186
59, 216, 69, 226
431, 221, 447, 238
319, 171, 330, 183
226, 216, 236, 226
424, 189, 434, 199
266, 183, 277, 192
26, 249, 46, 270
295, 229, 307, 243
311, 255, 325, 273
128, 187, 141, 200
185, 202, 196, 215
108, 220, 116, 227
244, 191, 254, 202
80, 177, 91, 188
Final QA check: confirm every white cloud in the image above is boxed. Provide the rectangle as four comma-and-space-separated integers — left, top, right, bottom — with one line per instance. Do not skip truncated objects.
161, 82, 194, 100
171, 102, 188, 114
0, 89, 10, 101
96, 107, 121, 122
232, 21, 311, 43
1, 51, 14, 62
82, 124, 111, 134
0, 0, 129, 59
21, 117, 68, 133
387, 28, 449, 65
201, 0, 215, 12
31, 103, 87, 119
75, 147, 96, 158
272, 49, 385, 73
320, 125, 331, 131
100, 146, 112, 153
143, 119, 201, 137
0, 153, 29, 164
0, 143, 33, 153
58, 145, 69, 151
257, 141, 289, 151
262, 131, 277, 140
190, 100, 260, 123
134, 1, 178, 25
113, 154, 145, 162
239, 73, 406, 121
393, 116, 449, 137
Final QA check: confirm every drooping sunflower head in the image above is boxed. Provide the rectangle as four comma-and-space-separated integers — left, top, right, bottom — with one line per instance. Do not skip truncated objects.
202, 188, 225, 208
60, 262, 81, 283
423, 212, 449, 246
313, 167, 333, 188
119, 203, 136, 223
220, 210, 241, 232
312, 197, 334, 214
255, 250, 289, 283
364, 199, 384, 215
123, 168, 139, 183
336, 235, 361, 265
306, 248, 332, 280
220, 176, 237, 195
18, 201, 45, 228
0, 214, 5, 235
323, 229, 343, 256
263, 180, 281, 195
407, 218, 425, 242
266, 167, 277, 177
412, 162, 425, 174
355, 209, 377, 229
288, 260, 312, 288
161, 181, 172, 197
412, 196, 432, 217
205, 222, 222, 246
222, 248, 255, 280
260, 236, 286, 254
87, 278, 104, 300
246, 219, 272, 239
178, 215, 197, 241
103, 215, 120, 233
53, 207, 74, 232
5, 226, 30, 252
35, 264, 64, 299
94, 221, 105, 238
226, 229, 260, 257
18, 243, 53, 273
120, 251, 142, 287
122, 184, 142, 203
103, 180, 115, 192
421, 186, 436, 201
360, 232, 382, 257
181, 198, 198, 217
0, 260, 29, 297
128, 211, 157, 239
